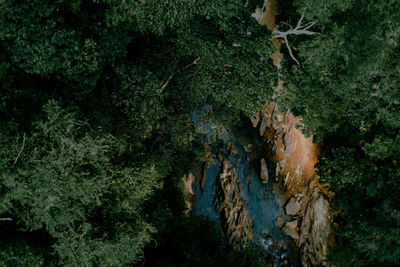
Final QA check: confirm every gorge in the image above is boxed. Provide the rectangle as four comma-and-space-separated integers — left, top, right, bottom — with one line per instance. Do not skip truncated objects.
180, 1, 333, 265
2, 0, 397, 265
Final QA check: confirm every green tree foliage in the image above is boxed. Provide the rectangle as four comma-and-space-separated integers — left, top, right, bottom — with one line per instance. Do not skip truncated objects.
279, 0, 400, 140
6, 0, 399, 265
103, 0, 200, 34
103, 0, 277, 117
0, 222, 56, 267
0, 101, 161, 266
0, 0, 274, 265
174, 0, 277, 116
0, 0, 129, 93
318, 146, 400, 266
277, 0, 400, 265
0, 237, 51, 267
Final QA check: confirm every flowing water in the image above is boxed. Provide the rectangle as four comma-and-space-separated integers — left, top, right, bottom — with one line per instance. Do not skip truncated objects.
193, 109, 293, 265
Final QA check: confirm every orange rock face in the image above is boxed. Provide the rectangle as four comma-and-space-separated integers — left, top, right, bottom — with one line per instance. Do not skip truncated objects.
260, 104, 322, 199
254, 1, 332, 265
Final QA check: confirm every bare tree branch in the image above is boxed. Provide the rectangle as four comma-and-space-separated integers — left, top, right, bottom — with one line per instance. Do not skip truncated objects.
272, 14, 318, 65
160, 57, 200, 91
13, 133, 26, 165
283, 36, 300, 66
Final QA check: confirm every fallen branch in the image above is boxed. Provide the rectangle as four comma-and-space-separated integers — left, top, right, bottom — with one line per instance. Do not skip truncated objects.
13, 133, 26, 165
272, 14, 318, 65
160, 57, 200, 91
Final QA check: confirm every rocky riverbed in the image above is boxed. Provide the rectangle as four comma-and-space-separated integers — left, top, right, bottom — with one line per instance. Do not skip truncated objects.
180, 109, 296, 265
180, 104, 332, 266
179, 1, 333, 266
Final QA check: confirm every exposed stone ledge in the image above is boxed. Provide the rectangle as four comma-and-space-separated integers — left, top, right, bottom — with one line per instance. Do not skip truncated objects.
214, 157, 253, 248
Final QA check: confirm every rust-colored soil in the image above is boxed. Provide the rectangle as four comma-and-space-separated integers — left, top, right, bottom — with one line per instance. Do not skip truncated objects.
258, 0, 329, 199
260, 0, 279, 30
260, 0, 283, 69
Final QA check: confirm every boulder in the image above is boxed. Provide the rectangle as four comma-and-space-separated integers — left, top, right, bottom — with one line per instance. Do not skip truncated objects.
272, 108, 284, 125
274, 216, 285, 228
250, 112, 260, 128
282, 220, 299, 240
228, 143, 238, 155
243, 143, 253, 153
259, 117, 269, 136
200, 162, 209, 192
285, 197, 301, 216
260, 158, 269, 184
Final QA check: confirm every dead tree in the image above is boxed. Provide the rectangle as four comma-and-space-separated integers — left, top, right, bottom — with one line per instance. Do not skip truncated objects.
272, 14, 318, 66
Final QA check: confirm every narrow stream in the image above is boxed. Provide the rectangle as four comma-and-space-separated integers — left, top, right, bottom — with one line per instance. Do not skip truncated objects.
193, 109, 293, 266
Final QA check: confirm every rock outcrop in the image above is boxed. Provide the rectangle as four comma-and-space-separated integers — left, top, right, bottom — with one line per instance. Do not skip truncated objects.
282, 220, 299, 240
260, 158, 269, 184
214, 157, 253, 248
253, 101, 331, 266
299, 180, 331, 266
251, 0, 333, 265
285, 197, 301, 216
251, 111, 261, 128
252, 95, 332, 265
178, 173, 196, 216
259, 116, 269, 136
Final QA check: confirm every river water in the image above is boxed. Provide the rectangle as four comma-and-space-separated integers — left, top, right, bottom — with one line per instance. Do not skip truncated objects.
193, 109, 293, 265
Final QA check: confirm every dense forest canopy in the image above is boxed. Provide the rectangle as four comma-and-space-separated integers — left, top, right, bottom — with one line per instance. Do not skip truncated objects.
0, 0, 399, 266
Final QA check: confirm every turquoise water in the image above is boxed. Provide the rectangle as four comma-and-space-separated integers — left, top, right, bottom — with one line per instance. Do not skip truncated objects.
195, 161, 220, 221
228, 143, 287, 244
